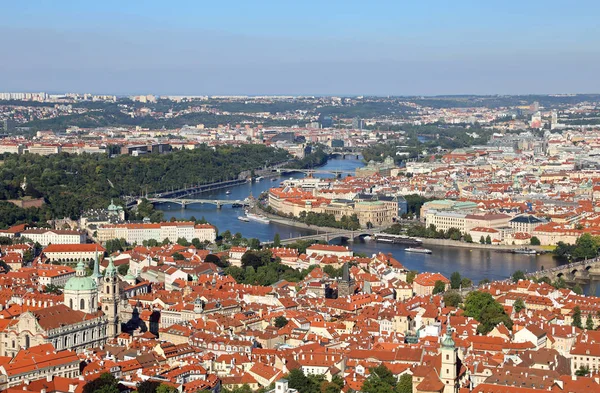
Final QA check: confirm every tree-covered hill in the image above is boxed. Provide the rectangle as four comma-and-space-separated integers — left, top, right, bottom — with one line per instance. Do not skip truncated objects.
0, 144, 289, 224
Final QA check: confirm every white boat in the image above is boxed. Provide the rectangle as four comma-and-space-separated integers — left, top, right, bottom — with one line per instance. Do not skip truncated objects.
405, 247, 433, 254
513, 248, 537, 255
225, 190, 231, 195
246, 212, 271, 224
238, 216, 250, 222
256, 177, 263, 182
363, 236, 372, 241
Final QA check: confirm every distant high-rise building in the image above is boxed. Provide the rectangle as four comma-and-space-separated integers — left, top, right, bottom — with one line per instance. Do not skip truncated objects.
319, 115, 334, 128
551, 110, 558, 129
1, 119, 15, 133
352, 117, 364, 130
530, 101, 540, 112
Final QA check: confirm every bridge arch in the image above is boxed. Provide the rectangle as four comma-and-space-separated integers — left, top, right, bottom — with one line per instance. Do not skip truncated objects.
327, 232, 372, 243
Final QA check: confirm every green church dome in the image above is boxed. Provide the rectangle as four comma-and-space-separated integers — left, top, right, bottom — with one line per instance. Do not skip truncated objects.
64, 275, 98, 291
64, 259, 97, 291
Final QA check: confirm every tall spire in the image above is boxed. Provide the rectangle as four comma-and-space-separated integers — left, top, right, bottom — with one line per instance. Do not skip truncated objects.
342, 262, 350, 282
92, 247, 102, 279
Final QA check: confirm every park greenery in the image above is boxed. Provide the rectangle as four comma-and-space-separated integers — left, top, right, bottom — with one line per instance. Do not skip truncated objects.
224, 250, 318, 286
287, 369, 345, 393
385, 223, 466, 242
554, 233, 600, 260
0, 144, 289, 227
463, 291, 513, 335
83, 373, 120, 393
361, 364, 413, 393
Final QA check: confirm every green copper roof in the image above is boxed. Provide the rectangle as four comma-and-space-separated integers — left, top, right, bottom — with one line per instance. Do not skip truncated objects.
105, 257, 117, 276
64, 276, 97, 291
65, 261, 97, 292
441, 326, 455, 348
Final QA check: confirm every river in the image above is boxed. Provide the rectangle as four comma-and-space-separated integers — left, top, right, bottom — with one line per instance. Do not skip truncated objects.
158, 156, 572, 285
157, 156, 364, 243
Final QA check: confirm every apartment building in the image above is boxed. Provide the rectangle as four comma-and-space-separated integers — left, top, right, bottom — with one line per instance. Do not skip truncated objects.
21, 228, 85, 246
97, 222, 216, 244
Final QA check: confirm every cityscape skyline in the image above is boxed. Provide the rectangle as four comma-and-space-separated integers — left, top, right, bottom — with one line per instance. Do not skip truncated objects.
3, 1, 600, 95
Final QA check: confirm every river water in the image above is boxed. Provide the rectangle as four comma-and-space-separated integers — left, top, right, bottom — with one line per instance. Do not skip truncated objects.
158, 156, 570, 284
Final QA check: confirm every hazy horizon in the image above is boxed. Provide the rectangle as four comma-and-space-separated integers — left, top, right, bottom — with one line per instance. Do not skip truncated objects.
3, 1, 600, 96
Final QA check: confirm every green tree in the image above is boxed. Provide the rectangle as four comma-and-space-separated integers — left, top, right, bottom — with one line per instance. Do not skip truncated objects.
464, 291, 513, 334
43, 283, 62, 294
485, 235, 492, 245
83, 373, 119, 393
586, 313, 594, 330
536, 276, 551, 285
172, 252, 185, 261
575, 366, 590, 377
138, 381, 161, 393
396, 374, 412, 393
461, 277, 472, 288
274, 315, 288, 328
0, 260, 11, 273
273, 233, 281, 247
479, 236, 485, 244
287, 368, 324, 393
450, 272, 462, 289
530, 236, 541, 246
572, 306, 583, 329
248, 238, 261, 250
177, 237, 190, 247
117, 263, 129, 276
362, 365, 397, 393
554, 241, 575, 259
406, 270, 418, 284
432, 280, 446, 294
479, 278, 490, 285
552, 277, 567, 289
511, 270, 526, 283
156, 384, 178, 393
443, 291, 462, 307
573, 284, 583, 295
241, 250, 273, 270
463, 233, 473, 243
573, 233, 600, 260
513, 298, 525, 313
447, 227, 462, 241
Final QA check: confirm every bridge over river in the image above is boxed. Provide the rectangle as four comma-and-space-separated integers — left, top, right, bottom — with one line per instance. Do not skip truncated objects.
144, 198, 249, 209
526, 257, 600, 292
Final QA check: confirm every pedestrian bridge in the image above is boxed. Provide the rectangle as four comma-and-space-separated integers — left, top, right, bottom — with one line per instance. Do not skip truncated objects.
526, 257, 600, 283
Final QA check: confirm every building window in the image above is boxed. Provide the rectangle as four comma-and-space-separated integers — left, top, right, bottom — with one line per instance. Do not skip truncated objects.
80, 299, 85, 310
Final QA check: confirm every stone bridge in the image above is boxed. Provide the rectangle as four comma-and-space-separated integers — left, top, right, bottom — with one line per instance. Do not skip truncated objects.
526, 258, 600, 289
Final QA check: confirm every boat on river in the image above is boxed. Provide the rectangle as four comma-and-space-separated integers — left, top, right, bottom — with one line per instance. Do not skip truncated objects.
246, 212, 270, 224
238, 216, 250, 222
513, 248, 537, 255
374, 233, 422, 245
405, 247, 433, 254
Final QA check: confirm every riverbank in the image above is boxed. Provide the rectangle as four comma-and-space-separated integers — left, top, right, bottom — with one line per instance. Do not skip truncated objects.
251, 205, 338, 234
419, 237, 547, 251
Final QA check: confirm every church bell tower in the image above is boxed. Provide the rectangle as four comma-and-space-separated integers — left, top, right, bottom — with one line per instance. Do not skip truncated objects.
102, 257, 120, 337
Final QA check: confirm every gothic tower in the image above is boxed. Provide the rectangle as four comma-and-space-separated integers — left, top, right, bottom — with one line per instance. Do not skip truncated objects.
440, 324, 458, 393
102, 257, 120, 337
337, 263, 355, 298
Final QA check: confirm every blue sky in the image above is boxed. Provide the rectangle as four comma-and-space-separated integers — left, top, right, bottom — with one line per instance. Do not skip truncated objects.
2, 1, 599, 96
